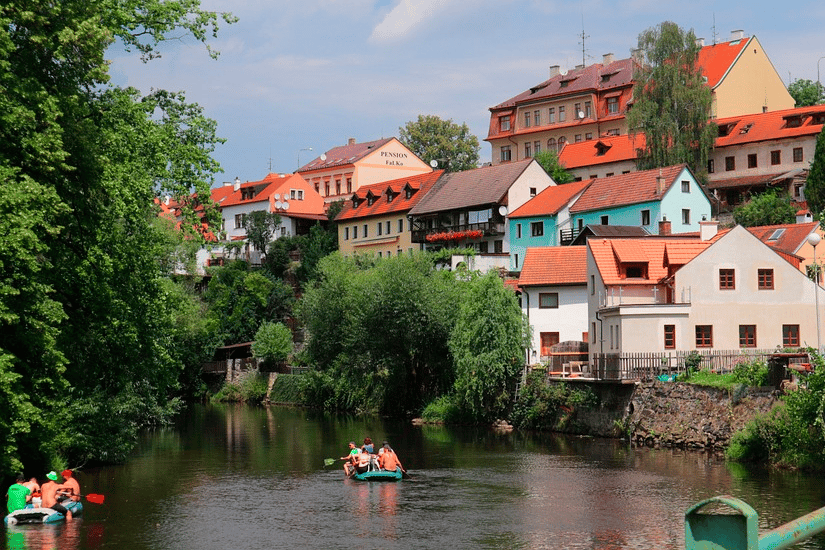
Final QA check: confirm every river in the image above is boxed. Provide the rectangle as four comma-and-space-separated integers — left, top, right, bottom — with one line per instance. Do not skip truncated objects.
5, 404, 825, 550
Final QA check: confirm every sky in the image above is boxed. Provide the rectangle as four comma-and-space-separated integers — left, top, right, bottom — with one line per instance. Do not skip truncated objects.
108, 0, 825, 188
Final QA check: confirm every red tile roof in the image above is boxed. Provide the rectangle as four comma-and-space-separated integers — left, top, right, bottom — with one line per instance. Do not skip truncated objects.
559, 134, 644, 169
509, 179, 592, 218
747, 221, 819, 256
706, 170, 807, 190
714, 104, 825, 148
335, 170, 444, 221
697, 37, 750, 88
409, 159, 535, 215
569, 164, 688, 214
297, 138, 395, 172
517, 246, 588, 287
589, 238, 712, 286
214, 173, 326, 217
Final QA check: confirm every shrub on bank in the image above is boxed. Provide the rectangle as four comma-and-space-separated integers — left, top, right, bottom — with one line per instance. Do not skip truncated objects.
212, 374, 269, 404
509, 372, 599, 431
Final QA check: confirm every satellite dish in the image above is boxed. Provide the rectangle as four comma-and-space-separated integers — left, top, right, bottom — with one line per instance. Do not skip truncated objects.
429, 159, 438, 168
320, 153, 327, 161
275, 201, 283, 209
499, 205, 508, 216
578, 111, 585, 119
273, 193, 280, 200
282, 201, 290, 210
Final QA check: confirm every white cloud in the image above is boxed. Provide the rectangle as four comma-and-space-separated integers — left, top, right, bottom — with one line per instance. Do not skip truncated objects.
369, 0, 454, 43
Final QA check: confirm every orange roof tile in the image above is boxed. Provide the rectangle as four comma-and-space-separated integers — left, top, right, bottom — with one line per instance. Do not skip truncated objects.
569, 164, 688, 214
558, 134, 644, 169
509, 179, 592, 218
697, 38, 750, 88
589, 238, 711, 286
714, 104, 825, 148
213, 173, 326, 217
517, 246, 588, 287
747, 222, 819, 256
335, 170, 444, 221
297, 138, 395, 172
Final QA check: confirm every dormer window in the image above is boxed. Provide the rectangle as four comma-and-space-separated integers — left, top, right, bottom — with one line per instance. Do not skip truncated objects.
367, 195, 375, 207
785, 116, 803, 128
387, 191, 395, 203
241, 188, 255, 200
717, 122, 738, 137
622, 262, 648, 279
813, 113, 825, 125
404, 184, 417, 200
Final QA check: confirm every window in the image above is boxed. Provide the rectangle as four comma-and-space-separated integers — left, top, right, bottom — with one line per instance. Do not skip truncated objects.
725, 156, 735, 171
494, 240, 503, 253
590, 274, 595, 295
529, 187, 537, 197
377, 222, 383, 236
516, 223, 522, 239
500, 146, 512, 162
783, 325, 800, 347
641, 210, 650, 226
719, 268, 735, 290
708, 159, 715, 173
682, 209, 690, 225
539, 292, 559, 308
398, 219, 404, 233
575, 134, 582, 143
585, 132, 592, 140
353, 225, 358, 239
534, 141, 541, 154
525, 142, 532, 158
793, 147, 804, 163
739, 325, 757, 348
548, 107, 555, 123
607, 96, 618, 114
584, 101, 592, 118
547, 137, 556, 151
574, 103, 582, 118
540, 332, 560, 356
606, 128, 619, 136
530, 221, 544, 237
325, 182, 330, 195
758, 268, 774, 290
524, 111, 531, 127
664, 325, 675, 349
500, 115, 510, 131
534, 110, 541, 126
335, 180, 341, 194
681, 180, 690, 193
591, 322, 596, 343
363, 224, 368, 238
514, 254, 519, 269
558, 106, 566, 122
695, 325, 713, 347
557, 136, 566, 150
606, 172, 614, 177
347, 178, 352, 193
600, 215, 608, 225
747, 154, 757, 168
770, 150, 781, 165
344, 227, 349, 240
234, 213, 246, 228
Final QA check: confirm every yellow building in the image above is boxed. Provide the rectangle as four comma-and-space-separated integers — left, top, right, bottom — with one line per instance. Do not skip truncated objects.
297, 137, 432, 204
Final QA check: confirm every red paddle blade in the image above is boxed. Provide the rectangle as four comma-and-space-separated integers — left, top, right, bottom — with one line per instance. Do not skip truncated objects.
85, 494, 105, 504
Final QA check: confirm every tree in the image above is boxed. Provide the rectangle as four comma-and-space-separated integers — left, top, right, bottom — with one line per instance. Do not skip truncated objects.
533, 150, 574, 184
788, 79, 825, 107
399, 115, 480, 172
732, 189, 797, 227
627, 21, 717, 178
252, 322, 293, 370
807, 127, 825, 218
242, 210, 281, 262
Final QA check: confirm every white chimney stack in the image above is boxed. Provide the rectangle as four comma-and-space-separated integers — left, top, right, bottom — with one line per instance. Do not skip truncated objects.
549, 65, 560, 78
233, 177, 241, 191
700, 219, 719, 241
730, 29, 744, 41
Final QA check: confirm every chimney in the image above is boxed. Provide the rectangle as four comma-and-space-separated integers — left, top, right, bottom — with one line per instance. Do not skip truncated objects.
699, 219, 719, 241
631, 48, 644, 64
659, 218, 671, 236
602, 53, 614, 66
575, 64, 585, 70
695, 37, 705, 47
233, 177, 241, 192
656, 171, 667, 195
549, 65, 560, 78
730, 29, 744, 41
348, 137, 356, 146
164, 195, 170, 206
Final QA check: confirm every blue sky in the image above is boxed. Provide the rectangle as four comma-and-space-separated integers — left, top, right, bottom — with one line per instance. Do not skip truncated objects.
108, 0, 825, 187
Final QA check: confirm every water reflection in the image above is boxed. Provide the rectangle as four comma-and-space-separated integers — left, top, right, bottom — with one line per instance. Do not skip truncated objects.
5, 521, 82, 550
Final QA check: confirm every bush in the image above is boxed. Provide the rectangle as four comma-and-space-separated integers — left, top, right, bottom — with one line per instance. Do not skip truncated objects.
509, 372, 599, 431
212, 374, 270, 404
421, 395, 463, 423
252, 321, 293, 370
732, 359, 769, 387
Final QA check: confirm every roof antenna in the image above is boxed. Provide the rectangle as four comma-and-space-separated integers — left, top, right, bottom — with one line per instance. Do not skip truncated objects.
711, 14, 718, 45
578, 14, 589, 66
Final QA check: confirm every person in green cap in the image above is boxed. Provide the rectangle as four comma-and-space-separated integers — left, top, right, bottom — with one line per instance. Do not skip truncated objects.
41, 471, 72, 521
6, 473, 31, 513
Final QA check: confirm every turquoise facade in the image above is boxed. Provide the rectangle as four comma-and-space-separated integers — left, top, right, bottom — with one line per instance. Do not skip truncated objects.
509, 215, 558, 271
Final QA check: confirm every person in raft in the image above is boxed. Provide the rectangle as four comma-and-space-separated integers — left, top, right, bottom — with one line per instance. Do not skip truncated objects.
362, 437, 374, 454
41, 471, 72, 521
58, 469, 80, 503
378, 443, 404, 473
341, 441, 360, 476
6, 473, 32, 513
354, 447, 372, 475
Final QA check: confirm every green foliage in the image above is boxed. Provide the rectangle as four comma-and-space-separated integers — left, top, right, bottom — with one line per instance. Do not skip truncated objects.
421, 395, 464, 424
252, 322, 293, 369
532, 150, 574, 184
399, 114, 480, 172
682, 351, 703, 377
788, 79, 825, 107
450, 272, 531, 422
510, 372, 599, 430
627, 21, 716, 177
733, 189, 796, 227
242, 211, 282, 260
732, 359, 769, 387
296, 223, 338, 284
806, 127, 825, 218
212, 374, 269, 404
268, 374, 304, 404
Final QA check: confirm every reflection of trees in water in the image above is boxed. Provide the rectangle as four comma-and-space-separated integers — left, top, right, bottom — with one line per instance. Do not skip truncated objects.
5, 521, 83, 550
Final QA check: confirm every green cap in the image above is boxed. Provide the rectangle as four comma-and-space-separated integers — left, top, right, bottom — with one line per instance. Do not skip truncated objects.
46, 471, 58, 481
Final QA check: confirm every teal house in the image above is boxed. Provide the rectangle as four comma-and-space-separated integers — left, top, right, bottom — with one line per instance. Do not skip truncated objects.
568, 164, 711, 239
508, 180, 592, 271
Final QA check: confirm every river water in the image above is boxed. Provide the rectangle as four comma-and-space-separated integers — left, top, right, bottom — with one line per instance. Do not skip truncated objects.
5, 404, 825, 550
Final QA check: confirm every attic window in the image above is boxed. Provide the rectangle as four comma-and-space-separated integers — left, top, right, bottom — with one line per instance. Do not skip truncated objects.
739, 123, 753, 134
785, 116, 803, 128
813, 113, 825, 125
601, 74, 611, 83
386, 191, 395, 203
718, 123, 738, 137
768, 228, 785, 241
352, 198, 361, 208
405, 185, 417, 199
559, 80, 569, 88
595, 141, 611, 156
622, 262, 648, 279
367, 196, 375, 206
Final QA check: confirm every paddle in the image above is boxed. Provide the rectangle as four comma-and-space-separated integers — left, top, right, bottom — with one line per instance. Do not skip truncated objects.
84, 494, 105, 504
324, 458, 345, 467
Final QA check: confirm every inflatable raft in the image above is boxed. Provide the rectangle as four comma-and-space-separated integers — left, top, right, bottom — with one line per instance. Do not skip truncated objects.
351, 467, 403, 481
4, 500, 83, 525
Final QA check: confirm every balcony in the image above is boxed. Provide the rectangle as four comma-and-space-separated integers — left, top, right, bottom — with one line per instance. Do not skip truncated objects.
559, 227, 581, 246
411, 221, 504, 243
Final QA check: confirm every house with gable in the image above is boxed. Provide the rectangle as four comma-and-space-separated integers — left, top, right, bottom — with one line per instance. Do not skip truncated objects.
518, 246, 589, 362
297, 137, 432, 203
507, 179, 592, 271
335, 170, 444, 258
747, 221, 822, 280
558, 134, 641, 181
567, 164, 711, 242
587, 224, 824, 367
407, 159, 555, 268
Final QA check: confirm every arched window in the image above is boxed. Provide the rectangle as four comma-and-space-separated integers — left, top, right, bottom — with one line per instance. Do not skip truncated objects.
557, 136, 567, 152
547, 137, 556, 151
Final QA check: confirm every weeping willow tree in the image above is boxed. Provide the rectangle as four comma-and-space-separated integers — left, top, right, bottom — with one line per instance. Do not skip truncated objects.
627, 21, 717, 179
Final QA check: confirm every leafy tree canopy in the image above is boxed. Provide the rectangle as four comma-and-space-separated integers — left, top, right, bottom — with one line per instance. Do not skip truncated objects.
533, 150, 574, 184
399, 115, 480, 172
242, 210, 282, 261
788, 79, 825, 107
732, 189, 796, 227
807, 126, 825, 218
627, 21, 716, 178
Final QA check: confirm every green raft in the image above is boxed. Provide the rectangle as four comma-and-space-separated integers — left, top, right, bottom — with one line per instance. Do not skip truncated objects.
351, 467, 403, 481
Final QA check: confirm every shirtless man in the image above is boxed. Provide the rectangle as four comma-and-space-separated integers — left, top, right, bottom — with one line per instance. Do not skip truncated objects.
58, 469, 80, 503
41, 471, 72, 521
378, 443, 405, 473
